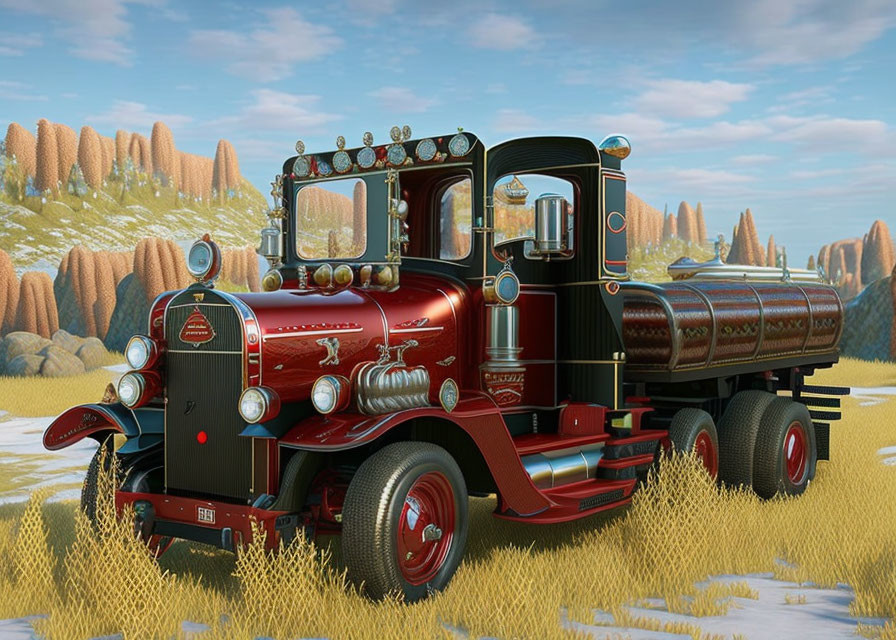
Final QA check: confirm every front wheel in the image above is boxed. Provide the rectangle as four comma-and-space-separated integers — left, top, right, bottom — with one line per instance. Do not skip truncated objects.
341, 442, 468, 601
81, 442, 173, 557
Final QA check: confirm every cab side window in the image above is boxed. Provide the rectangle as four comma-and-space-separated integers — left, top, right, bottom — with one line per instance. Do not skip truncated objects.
439, 177, 472, 260
493, 174, 575, 251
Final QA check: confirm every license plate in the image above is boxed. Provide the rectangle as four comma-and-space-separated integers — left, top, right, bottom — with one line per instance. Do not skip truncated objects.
197, 506, 215, 524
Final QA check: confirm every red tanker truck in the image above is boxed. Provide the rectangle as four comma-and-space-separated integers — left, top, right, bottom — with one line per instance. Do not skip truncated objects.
43, 128, 846, 601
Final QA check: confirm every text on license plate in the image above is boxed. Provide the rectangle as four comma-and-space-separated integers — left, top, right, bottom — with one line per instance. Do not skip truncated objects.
197, 506, 215, 524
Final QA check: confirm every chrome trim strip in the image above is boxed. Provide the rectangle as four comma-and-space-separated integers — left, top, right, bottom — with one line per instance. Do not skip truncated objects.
263, 328, 363, 340
389, 326, 444, 334
167, 349, 243, 355
680, 282, 718, 367
796, 284, 814, 354
743, 283, 765, 361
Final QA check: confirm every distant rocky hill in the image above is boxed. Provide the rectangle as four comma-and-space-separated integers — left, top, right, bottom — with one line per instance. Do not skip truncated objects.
839, 265, 896, 362
626, 194, 708, 249
813, 220, 894, 301
1, 119, 267, 271
0, 241, 261, 351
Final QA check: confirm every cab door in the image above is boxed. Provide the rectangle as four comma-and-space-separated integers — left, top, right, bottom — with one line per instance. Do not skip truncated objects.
483, 137, 624, 409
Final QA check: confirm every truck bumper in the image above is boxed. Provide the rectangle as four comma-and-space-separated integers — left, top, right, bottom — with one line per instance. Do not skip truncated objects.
115, 491, 292, 552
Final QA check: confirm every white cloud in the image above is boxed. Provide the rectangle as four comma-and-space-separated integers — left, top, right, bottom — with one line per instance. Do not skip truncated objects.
211, 89, 340, 132
0, 80, 47, 101
493, 109, 541, 134
632, 167, 756, 195
634, 79, 754, 119
549, 0, 896, 67
0, 0, 174, 64
0, 31, 42, 56
731, 154, 777, 165
770, 115, 890, 151
469, 13, 537, 50
367, 87, 436, 114
588, 112, 892, 157
188, 8, 341, 81
345, 0, 399, 14
86, 100, 193, 129
743, 0, 896, 65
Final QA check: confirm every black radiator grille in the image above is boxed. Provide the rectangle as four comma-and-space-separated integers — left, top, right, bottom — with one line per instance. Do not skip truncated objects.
164, 291, 252, 500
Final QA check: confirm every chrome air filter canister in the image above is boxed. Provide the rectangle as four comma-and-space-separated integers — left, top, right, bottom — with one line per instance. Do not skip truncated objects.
486, 305, 521, 365
534, 193, 567, 253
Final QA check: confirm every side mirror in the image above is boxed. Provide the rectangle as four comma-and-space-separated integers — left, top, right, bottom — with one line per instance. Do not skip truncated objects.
532, 193, 572, 258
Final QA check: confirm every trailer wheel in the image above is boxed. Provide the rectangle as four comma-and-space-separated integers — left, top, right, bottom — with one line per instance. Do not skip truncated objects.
753, 398, 816, 499
716, 390, 776, 489
668, 408, 719, 478
342, 442, 468, 602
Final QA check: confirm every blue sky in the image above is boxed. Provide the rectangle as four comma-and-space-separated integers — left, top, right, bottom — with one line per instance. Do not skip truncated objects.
0, 0, 894, 264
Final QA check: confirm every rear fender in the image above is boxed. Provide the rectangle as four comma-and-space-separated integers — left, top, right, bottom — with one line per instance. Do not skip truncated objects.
278, 392, 551, 517
43, 403, 164, 454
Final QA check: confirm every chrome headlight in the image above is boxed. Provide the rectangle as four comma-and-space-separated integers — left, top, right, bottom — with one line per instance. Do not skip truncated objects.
239, 386, 280, 424
239, 388, 267, 423
118, 373, 144, 408
312, 375, 350, 415
125, 335, 156, 370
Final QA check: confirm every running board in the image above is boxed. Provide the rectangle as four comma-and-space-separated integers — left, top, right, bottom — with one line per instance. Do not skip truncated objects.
494, 478, 635, 524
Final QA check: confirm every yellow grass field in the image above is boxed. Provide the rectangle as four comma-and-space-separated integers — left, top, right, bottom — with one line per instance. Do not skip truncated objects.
0, 359, 894, 639
0, 355, 124, 419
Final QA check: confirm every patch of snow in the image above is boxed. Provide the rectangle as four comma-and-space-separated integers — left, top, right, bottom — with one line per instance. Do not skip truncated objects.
569, 574, 887, 640
0, 616, 44, 639
850, 386, 896, 407
104, 364, 130, 374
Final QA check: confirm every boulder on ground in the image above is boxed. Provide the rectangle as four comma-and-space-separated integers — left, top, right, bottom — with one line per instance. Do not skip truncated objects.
0, 331, 52, 371
51, 329, 86, 355
38, 344, 86, 377
76, 337, 107, 370
5, 354, 44, 377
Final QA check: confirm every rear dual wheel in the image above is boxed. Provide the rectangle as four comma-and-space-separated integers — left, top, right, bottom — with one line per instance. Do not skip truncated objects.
342, 442, 468, 602
668, 408, 719, 478
753, 397, 816, 498
717, 392, 816, 498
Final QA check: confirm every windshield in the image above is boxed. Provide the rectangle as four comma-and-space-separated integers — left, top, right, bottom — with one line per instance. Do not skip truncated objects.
295, 177, 367, 260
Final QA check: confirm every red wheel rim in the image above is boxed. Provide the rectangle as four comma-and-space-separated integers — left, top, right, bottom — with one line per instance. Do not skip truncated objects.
784, 421, 808, 484
397, 471, 455, 586
693, 430, 718, 478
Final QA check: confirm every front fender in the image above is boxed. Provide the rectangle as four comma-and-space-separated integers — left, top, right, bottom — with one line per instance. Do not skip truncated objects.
43, 403, 164, 454
278, 392, 552, 517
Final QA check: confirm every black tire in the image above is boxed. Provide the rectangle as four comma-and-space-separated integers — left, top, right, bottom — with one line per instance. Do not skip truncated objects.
81, 438, 114, 526
753, 398, 816, 499
341, 442, 468, 602
716, 390, 776, 488
668, 408, 719, 478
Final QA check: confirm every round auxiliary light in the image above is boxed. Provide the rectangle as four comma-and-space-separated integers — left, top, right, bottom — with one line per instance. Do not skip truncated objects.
186, 235, 222, 283
125, 335, 157, 370
238, 386, 280, 424
118, 373, 143, 408
311, 375, 350, 415
239, 388, 266, 423
262, 269, 283, 292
